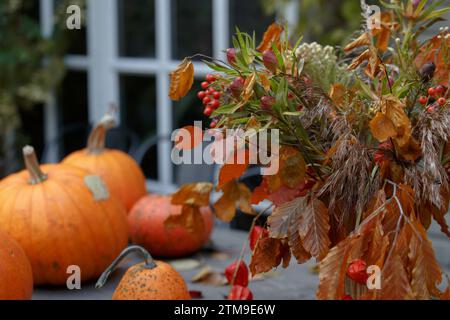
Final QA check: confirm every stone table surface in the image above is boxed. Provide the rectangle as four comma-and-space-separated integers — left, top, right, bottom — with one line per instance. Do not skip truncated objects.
32, 224, 450, 300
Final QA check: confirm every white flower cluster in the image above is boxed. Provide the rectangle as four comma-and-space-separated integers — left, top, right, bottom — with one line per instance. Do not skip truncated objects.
294, 42, 347, 89
295, 42, 338, 65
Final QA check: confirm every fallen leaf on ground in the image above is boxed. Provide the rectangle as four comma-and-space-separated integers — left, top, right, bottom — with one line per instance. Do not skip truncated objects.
169, 259, 201, 271
191, 266, 228, 286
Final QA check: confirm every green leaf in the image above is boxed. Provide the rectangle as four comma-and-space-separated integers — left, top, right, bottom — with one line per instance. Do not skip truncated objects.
275, 78, 288, 111
283, 111, 303, 116
414, 0, 429, 15
212, 103, 243, 116
271, 43, 285, 73
421, 7, 450, 21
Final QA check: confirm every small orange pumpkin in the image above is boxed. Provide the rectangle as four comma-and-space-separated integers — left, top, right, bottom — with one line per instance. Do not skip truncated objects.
128, 194, 214, 257
0, 146, 129, 285
62, 113, 147, 212
96, 245, 191, 300
0, 230, 33, 300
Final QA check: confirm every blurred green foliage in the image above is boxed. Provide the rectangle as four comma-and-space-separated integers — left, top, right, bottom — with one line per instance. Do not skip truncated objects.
261, 0, 378, 46
0, 0, 85, 175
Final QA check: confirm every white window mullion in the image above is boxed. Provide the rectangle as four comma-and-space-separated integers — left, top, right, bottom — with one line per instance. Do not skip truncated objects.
213, 0, 229, 60
282, 0, 299, 36
155, 0, 173, 188
87, 0, 119, 124
40, 0, 59, 163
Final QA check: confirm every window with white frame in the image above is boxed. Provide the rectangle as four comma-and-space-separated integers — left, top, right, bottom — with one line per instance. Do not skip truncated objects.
39, 0, 283, 194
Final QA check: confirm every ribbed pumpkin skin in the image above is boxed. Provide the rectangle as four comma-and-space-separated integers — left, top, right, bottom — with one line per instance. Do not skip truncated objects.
112, 261, 191, 300
0, 230, 33, 300
128, 194, 214, 258
0, 164, 129, 285
63, 149, 147, 212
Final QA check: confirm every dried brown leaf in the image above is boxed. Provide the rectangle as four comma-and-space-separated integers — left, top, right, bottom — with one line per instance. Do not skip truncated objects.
191, 266, 228, 286
317, 236, 355, 300
379, 254, 413, 300
298, 198, 331, 260
257, 23, 284, 52
171, 182, 213, 206
249, 237, 289, 276
269, 196, 330, 260
217, 151, 249, 188
344, 33, 370, 52
241, 72, 256, 102
369, 112, 397, 142
169, 58, 194, 100
214, 181, 253, 222
165, 205, 205, 240
409, 218, 442, 298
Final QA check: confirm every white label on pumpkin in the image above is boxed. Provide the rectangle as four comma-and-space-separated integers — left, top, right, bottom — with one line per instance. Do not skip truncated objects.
84, 175, 110, 201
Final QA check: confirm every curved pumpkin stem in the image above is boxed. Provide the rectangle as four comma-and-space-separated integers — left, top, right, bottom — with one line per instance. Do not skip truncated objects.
95, 245, 157, 289
23, 145, 48, 185
87, 107, 117, 155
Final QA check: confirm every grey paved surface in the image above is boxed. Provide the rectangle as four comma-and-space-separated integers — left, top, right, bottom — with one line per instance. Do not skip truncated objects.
32, 223, 449, 300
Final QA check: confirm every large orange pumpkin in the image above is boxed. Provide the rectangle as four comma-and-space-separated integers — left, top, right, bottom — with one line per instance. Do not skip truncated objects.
62, 113, 147, 212
0, 146, 129, 285
96, 245, 191, 300
0, 230, 33, 300
128, 194, 214, 258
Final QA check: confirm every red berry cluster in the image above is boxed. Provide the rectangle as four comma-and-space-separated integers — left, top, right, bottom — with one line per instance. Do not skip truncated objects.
197, 74, 222, 127
419, 85, 448, 112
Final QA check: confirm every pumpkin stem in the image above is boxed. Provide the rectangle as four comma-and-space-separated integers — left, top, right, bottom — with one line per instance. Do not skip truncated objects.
87, 107, 117, 155
23, 145, 48, 185
95, 245, 156, 289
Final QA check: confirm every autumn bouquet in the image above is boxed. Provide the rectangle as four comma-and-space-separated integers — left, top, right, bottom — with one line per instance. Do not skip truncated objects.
168, 0, 450, 300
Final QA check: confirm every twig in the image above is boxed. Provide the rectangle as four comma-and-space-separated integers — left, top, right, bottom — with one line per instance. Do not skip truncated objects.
231, 204, 273, 285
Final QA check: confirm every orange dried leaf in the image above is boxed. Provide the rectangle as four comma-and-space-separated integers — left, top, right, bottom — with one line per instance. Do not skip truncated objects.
344, 33, 370, 52
347, 49, 370, 71
409, 219, 442, 298
165, 205, 205, 239
317, 236, 355, 299
191, 266, 228, 286
287, 210, 312, 264
241, 72, 256, 102
379, 254, 413, 300
174, 125, 204, 150
257, 23, 284, 52
249, 237, 289, 276
279, 147, 306, 189
258, 72, 272, 91
171, 182, 213, 206
269, 197, 330, 260
381, 95, 411, 142
431, 192, 450, 237
415, 31, 450, 84
329, 83, 346, 107
214, 181, 253, 222
218, 156, 248, 189
298, 198, 330, 260
369, 112, 397, 142
169, 58, 194, 101
372, 12, 396, 53
364, 217, 390, 270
